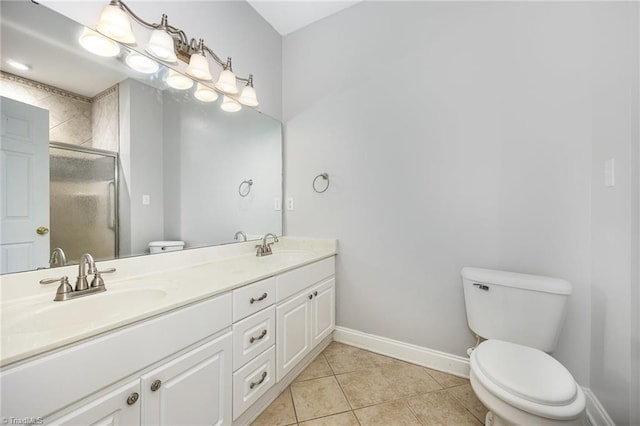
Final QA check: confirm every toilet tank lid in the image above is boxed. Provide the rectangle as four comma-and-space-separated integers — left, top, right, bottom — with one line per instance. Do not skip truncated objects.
149, 241, 185, 247
461, 267, 571, 295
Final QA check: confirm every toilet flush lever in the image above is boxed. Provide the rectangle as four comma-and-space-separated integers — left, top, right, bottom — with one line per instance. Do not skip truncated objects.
473, 283, 490, 291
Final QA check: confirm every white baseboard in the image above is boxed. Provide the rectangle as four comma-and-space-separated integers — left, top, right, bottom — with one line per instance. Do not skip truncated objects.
333, 326, 470, 378
583, 388, 615, 426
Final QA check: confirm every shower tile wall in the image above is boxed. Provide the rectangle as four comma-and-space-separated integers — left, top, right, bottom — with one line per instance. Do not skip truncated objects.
0, 72, 118, 152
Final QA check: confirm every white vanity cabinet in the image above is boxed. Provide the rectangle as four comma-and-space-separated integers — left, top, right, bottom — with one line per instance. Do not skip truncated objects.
276, 258, 335, 381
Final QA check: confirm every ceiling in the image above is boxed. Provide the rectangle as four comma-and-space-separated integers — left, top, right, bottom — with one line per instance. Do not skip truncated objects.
246, 1, 362, 35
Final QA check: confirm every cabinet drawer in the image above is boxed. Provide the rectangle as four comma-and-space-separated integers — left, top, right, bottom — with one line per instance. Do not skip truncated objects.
276, 257, 335, 302
232, 346, 275, 420
232, 306, 275, 370
233, 277, 276, 321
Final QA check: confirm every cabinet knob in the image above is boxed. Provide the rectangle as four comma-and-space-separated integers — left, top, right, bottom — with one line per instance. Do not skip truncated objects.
150, 379, 162, 392
308, 294, 313, 300
126, 392, 139, 405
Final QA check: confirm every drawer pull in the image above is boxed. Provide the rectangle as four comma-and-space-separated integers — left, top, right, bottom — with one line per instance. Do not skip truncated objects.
250, 371, 268, 389
250, 293, 268, 304
150, 379, 162, 392
249, 329, 268, 343
126, 392, 139, 405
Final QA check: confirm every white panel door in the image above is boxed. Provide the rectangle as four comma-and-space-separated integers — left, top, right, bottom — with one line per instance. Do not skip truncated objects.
0, 96, 49, 273
311, 278, 335, 346
276, 291, 312, 381
141, 332, 233, 426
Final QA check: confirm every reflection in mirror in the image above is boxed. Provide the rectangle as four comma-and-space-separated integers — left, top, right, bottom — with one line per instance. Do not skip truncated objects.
0, 2, 282, 274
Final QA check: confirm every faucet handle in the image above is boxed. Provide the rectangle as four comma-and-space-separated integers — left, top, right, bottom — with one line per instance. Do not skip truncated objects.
53, 276, 74, 302
91, 267, 116, 288
40, 276, 68, 285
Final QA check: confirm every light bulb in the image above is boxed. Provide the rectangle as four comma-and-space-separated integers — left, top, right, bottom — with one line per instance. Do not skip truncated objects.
239, 85, 259, 107
125, 52, 159, 74
95, 4, 135, 44
215, 69, 238, 94
166, 70, 193, 90
146, 29, 177, 63
79, 28, 120, 57
194, 84, 219, 102
221, 95, 241, 112
186, 53, 212, 81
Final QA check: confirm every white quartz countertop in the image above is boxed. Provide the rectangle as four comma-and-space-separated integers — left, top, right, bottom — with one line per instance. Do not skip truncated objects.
0, 238, 337, 367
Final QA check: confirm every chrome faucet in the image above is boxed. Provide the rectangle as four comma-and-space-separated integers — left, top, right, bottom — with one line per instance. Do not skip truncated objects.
234, 231, 247, 242
39, 252, 116, 301
48, 248, 67, 268
255, 233, 278, 257
76, 253, 95, 291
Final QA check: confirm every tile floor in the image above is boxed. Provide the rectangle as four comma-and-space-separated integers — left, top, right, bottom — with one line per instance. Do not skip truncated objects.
252, 342, 488, 425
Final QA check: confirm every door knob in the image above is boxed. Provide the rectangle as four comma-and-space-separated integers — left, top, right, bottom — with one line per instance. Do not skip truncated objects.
36, 226, 49, 235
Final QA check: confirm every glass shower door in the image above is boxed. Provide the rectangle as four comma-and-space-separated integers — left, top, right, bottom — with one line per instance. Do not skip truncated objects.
49, 143, 118, 264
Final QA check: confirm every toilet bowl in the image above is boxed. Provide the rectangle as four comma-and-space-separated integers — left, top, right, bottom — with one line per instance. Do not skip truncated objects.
461, 267, 586, 426
148, 240, 185, 254
470, 339, 585, 426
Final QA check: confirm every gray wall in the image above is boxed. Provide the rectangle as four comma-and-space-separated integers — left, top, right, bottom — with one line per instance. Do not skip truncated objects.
589, 3, 639, 425
40, 0, 282, 121
118, 79, 164, 256
282, 2, 638, 423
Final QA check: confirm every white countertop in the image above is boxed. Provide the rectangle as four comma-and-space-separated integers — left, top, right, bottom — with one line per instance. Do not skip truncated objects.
0, 238, 337, 367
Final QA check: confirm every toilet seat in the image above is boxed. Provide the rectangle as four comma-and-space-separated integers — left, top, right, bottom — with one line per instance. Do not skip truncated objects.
470, 339, 585, 420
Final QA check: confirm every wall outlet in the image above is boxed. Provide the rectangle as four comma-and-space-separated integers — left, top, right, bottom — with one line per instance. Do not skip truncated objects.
142, 194, 150, 205
286, 198, 294, 211
274, 197, 281, 211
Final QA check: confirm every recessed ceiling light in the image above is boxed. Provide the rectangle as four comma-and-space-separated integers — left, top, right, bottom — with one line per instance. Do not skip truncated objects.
7, 60, 30, 71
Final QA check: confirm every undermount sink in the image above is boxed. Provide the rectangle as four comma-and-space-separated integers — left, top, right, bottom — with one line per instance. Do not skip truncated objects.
2, 288, 168, 336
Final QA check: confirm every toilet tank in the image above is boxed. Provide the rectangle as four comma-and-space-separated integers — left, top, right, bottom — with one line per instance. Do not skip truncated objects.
461, 267, 572, 353
149, 241, 185, 254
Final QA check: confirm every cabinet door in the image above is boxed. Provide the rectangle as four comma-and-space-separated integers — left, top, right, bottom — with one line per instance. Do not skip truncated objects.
48, 381, 141, 426
311, 278, 335, 346
276, 290, 312, 381
141, 331, 232, 426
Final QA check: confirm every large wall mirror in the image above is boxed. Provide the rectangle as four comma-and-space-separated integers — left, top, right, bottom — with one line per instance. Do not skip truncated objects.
0, 1, 283, 274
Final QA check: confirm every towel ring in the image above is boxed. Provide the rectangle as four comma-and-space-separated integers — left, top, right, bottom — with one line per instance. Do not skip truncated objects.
313, 173, 329, 193
238, 179, 253, 197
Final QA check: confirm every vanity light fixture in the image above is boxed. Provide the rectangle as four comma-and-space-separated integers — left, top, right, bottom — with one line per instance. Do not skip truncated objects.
92, 0, 258, 105
194, 83, 219, 102
186, 39, 212, 81
79, 28, 120, 57
125, 52, 159, 74
166, 69, 193, 90
239, 75, 259, 107
221, 95, 242, 112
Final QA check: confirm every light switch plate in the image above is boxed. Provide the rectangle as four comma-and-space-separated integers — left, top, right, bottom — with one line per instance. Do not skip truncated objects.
286, 198, 294, 211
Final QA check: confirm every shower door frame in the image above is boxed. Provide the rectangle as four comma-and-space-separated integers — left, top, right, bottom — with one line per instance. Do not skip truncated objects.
49, 141, 119, 259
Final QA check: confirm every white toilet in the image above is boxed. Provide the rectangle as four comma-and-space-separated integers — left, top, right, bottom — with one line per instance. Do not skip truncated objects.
148, 241, 185, 254
461, 267, 586, 426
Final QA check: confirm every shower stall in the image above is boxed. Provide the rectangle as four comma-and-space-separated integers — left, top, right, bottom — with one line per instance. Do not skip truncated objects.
49, 142, 118, 264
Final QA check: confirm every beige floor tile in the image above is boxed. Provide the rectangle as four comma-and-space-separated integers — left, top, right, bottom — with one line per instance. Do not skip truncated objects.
299, 411, 359, 426
354, 400, 421, 426
380, 363, 443, 397
323, 341, 403, 374
294, 354, 334, 382
406, 390, 482, 425
290, 376, 351, 422
251, 387, 297, 426
335, 368, 397, 409
424, 368, 469, 388
447, 384, 489, 422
